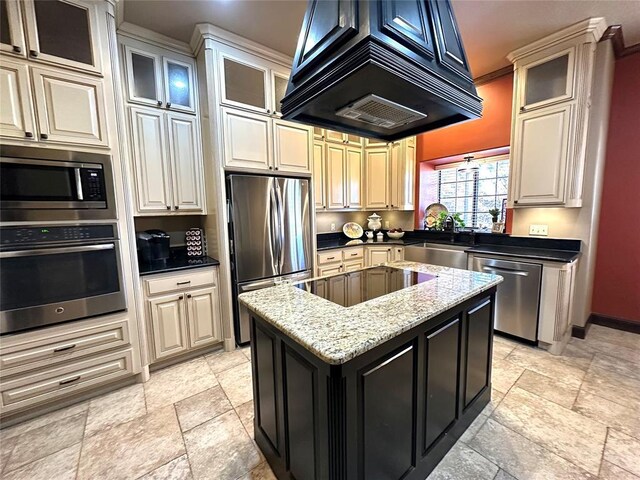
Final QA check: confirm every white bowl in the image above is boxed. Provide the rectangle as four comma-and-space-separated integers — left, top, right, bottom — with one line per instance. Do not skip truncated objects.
387, 231, 405, 239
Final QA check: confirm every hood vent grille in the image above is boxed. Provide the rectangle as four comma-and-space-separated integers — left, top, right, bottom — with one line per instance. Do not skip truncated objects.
336, 95, 427, 129
281, 0, 482, 141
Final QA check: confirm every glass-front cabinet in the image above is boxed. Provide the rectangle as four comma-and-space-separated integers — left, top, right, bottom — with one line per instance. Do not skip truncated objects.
517, 48, 575, 112
23, 0, 102, 74
271, 70, 289, 116
220, 53, 269, 113
123, 42, 196, 114
0, 0, 26, 56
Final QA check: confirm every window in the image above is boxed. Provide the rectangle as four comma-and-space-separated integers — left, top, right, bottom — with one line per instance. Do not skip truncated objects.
436, 158, 509, 229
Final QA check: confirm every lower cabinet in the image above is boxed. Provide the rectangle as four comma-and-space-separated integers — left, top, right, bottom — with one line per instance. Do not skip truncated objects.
144, 267, 222, 363
317, 246, 404, 276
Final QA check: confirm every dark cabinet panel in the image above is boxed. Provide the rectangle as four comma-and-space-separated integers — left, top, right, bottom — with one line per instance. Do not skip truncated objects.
464, 298, 492, 407
291, 0, 358, 81
424, 316, 460, 452
361, 343, 416, 480
379, 0, 435, 61
284, 346, 317, 480
429, 0, 473, 81
254, 323, 279, 451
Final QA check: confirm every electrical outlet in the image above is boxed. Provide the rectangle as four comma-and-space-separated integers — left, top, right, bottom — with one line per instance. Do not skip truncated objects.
529, 224, 549, 236
330, 223, 336, 232
385, 221, 390, 229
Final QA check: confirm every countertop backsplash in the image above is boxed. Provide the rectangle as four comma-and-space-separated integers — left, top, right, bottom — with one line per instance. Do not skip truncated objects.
316, 210, 415, 234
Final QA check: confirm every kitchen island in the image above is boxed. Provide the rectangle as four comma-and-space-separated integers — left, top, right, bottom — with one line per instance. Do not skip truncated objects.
238, 262, 502, 480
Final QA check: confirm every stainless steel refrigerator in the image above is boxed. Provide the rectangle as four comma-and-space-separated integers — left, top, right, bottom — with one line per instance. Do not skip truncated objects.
227, 174, 312, 344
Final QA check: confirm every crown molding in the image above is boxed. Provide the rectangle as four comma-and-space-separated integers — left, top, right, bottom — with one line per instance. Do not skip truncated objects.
117, 21, 193, 56
507, 17, 607, 63
191, 23, 293, 66
474, 66, 513, 86
600, 25, 640, 58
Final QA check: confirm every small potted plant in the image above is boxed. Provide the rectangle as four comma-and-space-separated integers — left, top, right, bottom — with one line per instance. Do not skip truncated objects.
488, 208, 504, 233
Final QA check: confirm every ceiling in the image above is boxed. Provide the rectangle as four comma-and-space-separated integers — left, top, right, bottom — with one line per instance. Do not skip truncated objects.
123, 0, 640, 77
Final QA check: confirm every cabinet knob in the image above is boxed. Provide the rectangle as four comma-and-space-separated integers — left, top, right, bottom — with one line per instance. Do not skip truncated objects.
269, 166, 273, 170
187, 294, 192, 298
25, 131, 33, 138
157, 100, 162, 107
179, 295, 184, 300
12, 45, 21, 53
386, 204, 389, 208
514, 200, 518, 204
29, 49, 38, 57
175, 206, 180, 210
166, 205, 171, 210
267, 109, 271, 114
520, 106, 525, 112
274, 167, 279, 170
166, 102, 171, 108
40, 133, 48, 140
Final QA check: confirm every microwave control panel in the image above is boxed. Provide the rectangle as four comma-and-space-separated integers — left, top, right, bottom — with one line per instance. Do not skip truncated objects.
1, 225, 116, 246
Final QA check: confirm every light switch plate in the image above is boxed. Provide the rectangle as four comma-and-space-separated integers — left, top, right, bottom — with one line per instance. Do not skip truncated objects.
330, 223, 336, 232
529, 224, 548, 236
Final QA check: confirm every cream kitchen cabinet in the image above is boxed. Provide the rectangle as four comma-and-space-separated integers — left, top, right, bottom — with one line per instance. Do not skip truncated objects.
392, 246, 405, 261
389, 140, 416, 210
129, 105, 204, 214
325, 144, 363, 210
20, 0, 103, 75
0, 58, 35, 140
222, 106, 311, 174
31, 66, 108, 146
122, 41, 196, 113
0, 0, 26, 57
144, 268, 223, 363
365, 148, 390, 209
324, 129, 362, 146
367, 245, 393, 265
507, 19, 605, 208
0, 61, 108, 146
313, 141, 326, 209
511, 104, 571, 206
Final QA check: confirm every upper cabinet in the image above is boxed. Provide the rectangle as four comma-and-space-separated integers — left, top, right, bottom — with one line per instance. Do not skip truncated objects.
508, 19, 605, 208
120, 36, 205, 215
216, 45, 312, 175
123, 42, 196, 113
20, 0, 102, 74
0, 0, 26, 57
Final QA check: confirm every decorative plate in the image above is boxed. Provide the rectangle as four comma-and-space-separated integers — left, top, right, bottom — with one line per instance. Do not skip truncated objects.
424, 203, 449, 228
343, 222, 364, 239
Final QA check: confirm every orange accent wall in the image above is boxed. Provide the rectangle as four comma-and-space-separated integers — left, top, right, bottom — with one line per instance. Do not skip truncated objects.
416, 73, 514, 162
591, 53, 640, 323
414, 73, 514, 228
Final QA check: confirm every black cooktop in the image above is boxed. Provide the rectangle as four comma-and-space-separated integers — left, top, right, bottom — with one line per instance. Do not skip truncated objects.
296, 266, 437, 307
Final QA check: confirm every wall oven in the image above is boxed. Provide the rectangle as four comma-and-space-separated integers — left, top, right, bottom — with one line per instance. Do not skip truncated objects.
0, 224, 126, 335
0, 146, 116, 222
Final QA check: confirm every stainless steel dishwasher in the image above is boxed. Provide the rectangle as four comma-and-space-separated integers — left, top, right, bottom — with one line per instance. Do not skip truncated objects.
471, 256, 542, 342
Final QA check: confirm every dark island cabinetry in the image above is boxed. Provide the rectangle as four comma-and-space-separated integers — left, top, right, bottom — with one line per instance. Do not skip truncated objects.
248, 288, 496, 480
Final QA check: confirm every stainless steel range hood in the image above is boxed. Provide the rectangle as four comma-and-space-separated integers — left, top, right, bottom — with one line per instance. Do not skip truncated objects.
281, 0, 483, 141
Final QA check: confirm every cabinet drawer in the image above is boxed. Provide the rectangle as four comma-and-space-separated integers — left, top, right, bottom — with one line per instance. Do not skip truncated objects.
145, 268, 216, 296
1, 349, 134, 412
0, 321, 130, 378
342, 247, 364, 261
317, 250, 342, 265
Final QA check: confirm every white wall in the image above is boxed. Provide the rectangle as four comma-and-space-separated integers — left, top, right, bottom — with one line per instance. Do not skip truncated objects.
511, 42, 615, 328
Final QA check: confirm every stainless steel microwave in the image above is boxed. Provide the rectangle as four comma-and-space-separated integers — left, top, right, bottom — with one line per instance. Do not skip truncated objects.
0, 146, 116, 222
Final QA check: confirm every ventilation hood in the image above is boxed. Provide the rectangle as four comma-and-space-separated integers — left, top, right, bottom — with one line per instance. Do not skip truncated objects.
281, 0, 483, 141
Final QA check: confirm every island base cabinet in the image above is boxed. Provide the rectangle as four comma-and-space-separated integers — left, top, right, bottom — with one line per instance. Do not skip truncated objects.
247, 289, 496, 480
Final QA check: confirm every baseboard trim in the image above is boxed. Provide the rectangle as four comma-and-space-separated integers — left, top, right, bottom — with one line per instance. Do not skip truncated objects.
571, 322, 591, 339
590, 313, 640, 334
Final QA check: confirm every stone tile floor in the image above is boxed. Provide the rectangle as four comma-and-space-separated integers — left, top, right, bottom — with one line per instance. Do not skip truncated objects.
0, 324, 638, 479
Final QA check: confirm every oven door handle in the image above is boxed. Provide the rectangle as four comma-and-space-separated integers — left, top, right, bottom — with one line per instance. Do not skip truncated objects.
0, 243, 115, 258
74, 168, 84, 200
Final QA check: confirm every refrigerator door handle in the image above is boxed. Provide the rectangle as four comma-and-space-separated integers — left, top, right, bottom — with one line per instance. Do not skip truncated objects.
275, 181, 285, 274
269, 184, 281, 275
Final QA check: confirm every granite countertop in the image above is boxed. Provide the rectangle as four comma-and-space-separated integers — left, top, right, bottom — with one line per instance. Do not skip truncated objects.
317, 236, 423, 251
238, 261, 502, 365
139, 251, 220, 276
465, 245, 580, 263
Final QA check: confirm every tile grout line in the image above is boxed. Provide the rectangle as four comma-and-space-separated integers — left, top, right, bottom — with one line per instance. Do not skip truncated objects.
597, 427, 609, 478
73, 410, 90, 480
